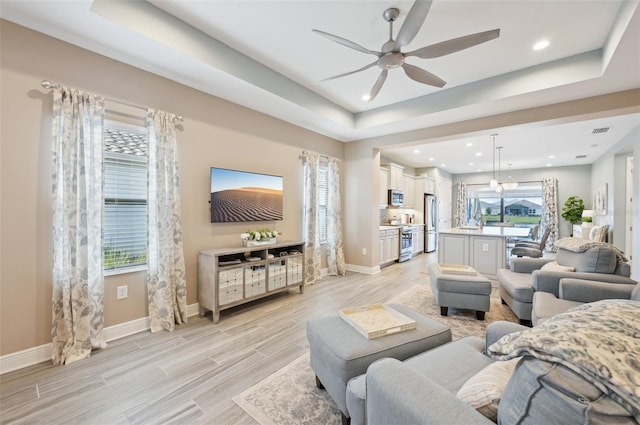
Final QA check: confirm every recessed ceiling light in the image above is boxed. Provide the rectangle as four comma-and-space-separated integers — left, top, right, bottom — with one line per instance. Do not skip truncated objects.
413, 149, 420, 153
440, 163, 446, 167
546, 163, 552, 167
477, 169, 483, 172
468, 162, 474, 166
362, 94, 370, 101
465, 142, 473, 147
476, 152, 482, 157
548, 155, 555, 159
429, 157, 435, 161
533, 40, 550, 51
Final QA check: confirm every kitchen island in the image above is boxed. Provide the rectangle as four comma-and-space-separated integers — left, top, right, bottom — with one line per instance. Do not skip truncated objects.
438, 227, 531, 279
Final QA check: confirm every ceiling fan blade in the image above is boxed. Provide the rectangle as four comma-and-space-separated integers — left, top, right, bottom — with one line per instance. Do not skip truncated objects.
401, 63, 446, 88
368, 69, 388, 101
312, 29, 381, 56
406, 29, 500, 59
320, 61, 378, 82
394, 0, 433, 48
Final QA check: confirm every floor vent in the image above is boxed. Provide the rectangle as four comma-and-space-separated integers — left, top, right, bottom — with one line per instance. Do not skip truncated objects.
592, 127, 610, 134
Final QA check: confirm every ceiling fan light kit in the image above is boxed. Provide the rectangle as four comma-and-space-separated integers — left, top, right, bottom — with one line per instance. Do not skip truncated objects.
313, 0, 500, 101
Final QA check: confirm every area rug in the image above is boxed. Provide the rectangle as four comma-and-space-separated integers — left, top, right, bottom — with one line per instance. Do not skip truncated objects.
233, 283, 518, 425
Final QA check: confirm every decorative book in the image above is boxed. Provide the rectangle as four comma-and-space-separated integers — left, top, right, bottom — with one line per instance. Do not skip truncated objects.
339, 304, 416, 339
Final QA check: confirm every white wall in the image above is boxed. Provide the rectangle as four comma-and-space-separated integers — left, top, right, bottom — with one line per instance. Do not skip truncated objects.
591, 125, 640, 279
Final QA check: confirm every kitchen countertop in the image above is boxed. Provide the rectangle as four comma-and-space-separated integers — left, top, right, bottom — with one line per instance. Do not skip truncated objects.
439, 227, 531, 238
379, 224, 425, 230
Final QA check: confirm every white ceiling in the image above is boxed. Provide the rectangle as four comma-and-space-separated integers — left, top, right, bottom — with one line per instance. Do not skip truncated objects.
1, 0, 639, 173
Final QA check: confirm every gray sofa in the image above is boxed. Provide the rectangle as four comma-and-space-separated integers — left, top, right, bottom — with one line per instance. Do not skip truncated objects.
497, 242, 636, 323
346, 321, 525, 425
360, 319, 639, 425
532, 278, 639, 325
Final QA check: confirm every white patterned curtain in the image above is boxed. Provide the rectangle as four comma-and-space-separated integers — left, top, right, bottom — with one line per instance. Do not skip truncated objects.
146, 110, 187, 332
326, 158, 346, 277
51, 86, 107, 365
455, 182, 468, 227
541, 177, 559, 252
303, 152, 321, 284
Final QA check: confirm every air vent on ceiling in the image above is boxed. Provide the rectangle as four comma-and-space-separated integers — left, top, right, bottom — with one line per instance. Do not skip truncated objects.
592, 127, 610, 134
575, 155, 587, 159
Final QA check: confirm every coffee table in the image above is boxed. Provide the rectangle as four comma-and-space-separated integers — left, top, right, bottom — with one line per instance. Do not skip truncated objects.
429, 263, 492, 320
306, 303, 451, 425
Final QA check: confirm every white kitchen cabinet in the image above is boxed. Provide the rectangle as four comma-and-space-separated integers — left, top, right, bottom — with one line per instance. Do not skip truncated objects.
413, 176, 436, 214
388, 163, 404, 189
438, 233, 469, 265
379, 167, 389, 207
402, 175, 415, 208
379, 229, 400, 265
411, 225, 425, 255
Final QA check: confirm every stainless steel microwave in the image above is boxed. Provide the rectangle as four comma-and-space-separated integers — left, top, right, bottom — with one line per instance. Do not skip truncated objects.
388, 189, 404, 207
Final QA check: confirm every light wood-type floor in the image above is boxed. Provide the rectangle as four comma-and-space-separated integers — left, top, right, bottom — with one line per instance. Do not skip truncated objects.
0, 253, 439, 425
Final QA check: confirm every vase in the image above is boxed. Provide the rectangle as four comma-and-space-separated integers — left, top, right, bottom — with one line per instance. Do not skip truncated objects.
243, 238, 276, 247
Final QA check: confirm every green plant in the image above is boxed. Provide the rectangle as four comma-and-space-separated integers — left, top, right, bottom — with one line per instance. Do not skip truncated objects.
561, 196, 584, 224
241, 229, 279, 241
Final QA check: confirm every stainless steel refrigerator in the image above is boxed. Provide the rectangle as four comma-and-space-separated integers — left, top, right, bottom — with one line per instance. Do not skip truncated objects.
424, 193, 437, 253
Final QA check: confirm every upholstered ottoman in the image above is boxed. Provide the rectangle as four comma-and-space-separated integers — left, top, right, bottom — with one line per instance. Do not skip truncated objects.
306, 303, 451, 425
428, 263, 492, 320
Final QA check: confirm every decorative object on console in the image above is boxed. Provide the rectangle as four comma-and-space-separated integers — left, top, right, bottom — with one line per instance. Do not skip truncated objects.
241, 229, 279, 246
561, 196, 584, 236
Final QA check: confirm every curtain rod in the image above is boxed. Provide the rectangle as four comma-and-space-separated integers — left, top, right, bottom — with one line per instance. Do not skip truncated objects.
41, 80, 184, 123
300, 150, 341, 162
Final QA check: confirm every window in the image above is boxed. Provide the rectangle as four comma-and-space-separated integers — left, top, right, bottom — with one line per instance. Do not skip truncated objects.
468, 183, 543, 232
318, 160, 329, 243
103, 122, 148, 272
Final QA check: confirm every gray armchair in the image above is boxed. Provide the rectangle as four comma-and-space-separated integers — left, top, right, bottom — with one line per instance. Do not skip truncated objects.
498, 242, 636, 324
532, 278, 639, 325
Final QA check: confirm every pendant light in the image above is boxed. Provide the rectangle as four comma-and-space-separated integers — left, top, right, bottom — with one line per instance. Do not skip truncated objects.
495, 146, 503, 193
503, 164, 518, 190
489, 134, 498, 188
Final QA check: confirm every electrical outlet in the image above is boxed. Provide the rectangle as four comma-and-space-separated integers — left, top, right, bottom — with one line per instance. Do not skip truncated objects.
116, 285, 128, 300
362, 248, 367, 255
482, 243, 489, 252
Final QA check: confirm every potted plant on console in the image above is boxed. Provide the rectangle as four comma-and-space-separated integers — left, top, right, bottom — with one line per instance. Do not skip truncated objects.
561, 196, 584, 237
241, 229, 279, 246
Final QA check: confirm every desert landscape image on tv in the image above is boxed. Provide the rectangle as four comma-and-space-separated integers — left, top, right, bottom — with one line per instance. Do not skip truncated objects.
210, 168, 283, 222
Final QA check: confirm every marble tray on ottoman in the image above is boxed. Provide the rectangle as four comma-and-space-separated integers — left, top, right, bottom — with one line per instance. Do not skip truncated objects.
339, 303, 417, 339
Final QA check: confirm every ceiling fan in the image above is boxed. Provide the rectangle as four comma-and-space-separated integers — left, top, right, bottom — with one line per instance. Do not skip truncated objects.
313, 0, 500, 101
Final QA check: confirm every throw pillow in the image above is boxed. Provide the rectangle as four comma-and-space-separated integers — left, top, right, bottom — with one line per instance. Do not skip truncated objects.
456, 358, 521, 422
589, 225, 607, 242
541, 261, 575, 272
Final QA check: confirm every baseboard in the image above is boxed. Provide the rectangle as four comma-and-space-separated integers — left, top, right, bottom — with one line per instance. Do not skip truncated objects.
0, 302, 201, 375
345, 263, 380, 275
0, 343, 52, 375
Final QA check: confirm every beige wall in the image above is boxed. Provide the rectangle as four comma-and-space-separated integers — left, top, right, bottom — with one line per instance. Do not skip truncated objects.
0, 21, 343, 355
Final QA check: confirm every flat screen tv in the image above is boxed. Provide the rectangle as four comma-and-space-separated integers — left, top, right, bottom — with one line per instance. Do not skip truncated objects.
210, 167, 283, 223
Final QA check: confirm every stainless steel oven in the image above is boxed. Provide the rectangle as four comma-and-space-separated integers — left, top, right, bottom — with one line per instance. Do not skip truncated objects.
398, 226, 413, 262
